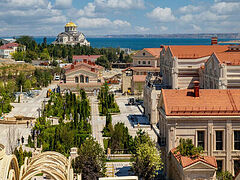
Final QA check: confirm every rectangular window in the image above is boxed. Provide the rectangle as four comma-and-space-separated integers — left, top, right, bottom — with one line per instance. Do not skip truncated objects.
234, 160, 240, 176
197, 131, 205, 149
138, 61, 141, 64
217, 160, 223, 172
234, 131, 240, 150
216, 131, 223, 150
143, 61, 146, 64
148, 61, 150, 64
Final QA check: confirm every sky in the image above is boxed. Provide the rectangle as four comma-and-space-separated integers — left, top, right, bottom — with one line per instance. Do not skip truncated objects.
0, 0, 240, 36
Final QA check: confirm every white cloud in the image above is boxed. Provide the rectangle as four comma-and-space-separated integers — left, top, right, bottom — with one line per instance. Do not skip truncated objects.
179, 5, 201, 14
192, 24, 201, 31
77, 17, 131, 29
211, 2, 240, 14
77, 3, 96, 17
55, 0, 72, 9
95, 0, 144, 9
147, 7, 176, 22
160, 26, 168, 31
180, 14, 193, 23
135, 26, 150, 32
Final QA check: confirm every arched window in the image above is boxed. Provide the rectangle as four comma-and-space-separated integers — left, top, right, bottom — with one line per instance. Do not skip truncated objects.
85, 76, 89, 83
75, 76, 79, 83
80, 75, 84, 83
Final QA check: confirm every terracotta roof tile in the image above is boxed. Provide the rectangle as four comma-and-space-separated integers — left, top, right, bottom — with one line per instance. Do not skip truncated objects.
143, 48, 162, 58
73, 55, 102, 60
162, 89, 240, 116
168, 45, 229, 59
214, 52, 240, 65
171, 148, 217, 168
0, 43, 19, 50
132, 75, 147, 82
122, 66, 159, 72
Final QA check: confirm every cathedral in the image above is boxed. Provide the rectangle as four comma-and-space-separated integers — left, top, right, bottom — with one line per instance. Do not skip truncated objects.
52, 22, 90, 46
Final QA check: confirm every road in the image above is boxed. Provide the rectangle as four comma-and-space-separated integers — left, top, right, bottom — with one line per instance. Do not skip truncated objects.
0, 83, 57, 154
90, 96, 105, 148
112, 96, 157, 141
6, 83, 57, 118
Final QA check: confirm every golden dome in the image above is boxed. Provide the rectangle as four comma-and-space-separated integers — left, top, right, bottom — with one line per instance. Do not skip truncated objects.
65, 22, 77, 27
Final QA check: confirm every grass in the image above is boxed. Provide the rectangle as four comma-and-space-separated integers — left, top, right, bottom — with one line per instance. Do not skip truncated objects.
98, 103, 120, 116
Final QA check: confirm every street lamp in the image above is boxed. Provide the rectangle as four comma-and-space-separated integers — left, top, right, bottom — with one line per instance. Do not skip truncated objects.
37, 108, 41, 119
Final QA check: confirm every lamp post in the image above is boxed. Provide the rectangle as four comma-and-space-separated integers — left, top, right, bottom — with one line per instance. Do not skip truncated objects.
37, 108, 41, 119
1, 100, 4, 116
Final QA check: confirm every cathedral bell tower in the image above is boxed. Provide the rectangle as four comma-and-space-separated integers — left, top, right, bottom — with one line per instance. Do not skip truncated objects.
65, 21, 77, 33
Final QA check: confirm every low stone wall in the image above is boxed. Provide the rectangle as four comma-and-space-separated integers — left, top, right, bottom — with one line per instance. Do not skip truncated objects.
108, 154, 132, 160
0, 117, 36, 124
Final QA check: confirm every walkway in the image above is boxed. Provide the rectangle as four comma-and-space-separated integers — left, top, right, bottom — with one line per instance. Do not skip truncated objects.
6, 83, 57, 118
90, 96, 105, 148
113, 96, 157, 141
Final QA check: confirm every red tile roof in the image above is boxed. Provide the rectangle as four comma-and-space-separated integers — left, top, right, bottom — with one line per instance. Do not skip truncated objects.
168, 45, 229, 59
122, 66, 159, 72
132, 75, 147, 82
73, 55, 102, 60
162, 89, 240, 116
143, 48, 162, 58
0, 43, 20, 50
171, 148, 217, 169
214, 52, 240, 65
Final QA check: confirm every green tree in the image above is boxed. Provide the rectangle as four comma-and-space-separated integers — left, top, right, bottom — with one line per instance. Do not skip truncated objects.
12, 51, 26, 61
217, 171, 233, 180
40, 48, 50, 60
96, 55, 110, 69
72, 137, 106, 180
132, 143, 163, 180
24, 79, 32, 91
175, 138, 203, 157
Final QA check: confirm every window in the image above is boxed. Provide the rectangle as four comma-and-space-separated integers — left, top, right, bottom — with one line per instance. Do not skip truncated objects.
75, 77, 79, 83
80, 75, 84, 83
197, 131, 205, 149
148, 61, 150, 65
143, 61, 146, 64
143, 52, 145, 56
138, 61, 141, 64
85, 76, 89, 83
216, 131, 223, 150
234, 131, 240, 150
217, 160, 223, 172
234, 160, 240, 176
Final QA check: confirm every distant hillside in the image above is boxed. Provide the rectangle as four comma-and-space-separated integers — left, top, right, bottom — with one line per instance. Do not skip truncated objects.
91, 33, 240, 39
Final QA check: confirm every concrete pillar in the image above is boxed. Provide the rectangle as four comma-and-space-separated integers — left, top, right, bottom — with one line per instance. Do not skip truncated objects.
226, 120, 232, 172
208, 121, 213, 156
172, 57, 178, 89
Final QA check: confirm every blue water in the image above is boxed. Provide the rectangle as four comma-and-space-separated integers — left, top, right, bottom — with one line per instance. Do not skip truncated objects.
1, 36, 237, 50
34, 37, 237, 50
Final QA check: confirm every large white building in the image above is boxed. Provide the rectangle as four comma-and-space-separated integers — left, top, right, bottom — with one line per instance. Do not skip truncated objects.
53, 22, 90, 46
0, 43, 24, 59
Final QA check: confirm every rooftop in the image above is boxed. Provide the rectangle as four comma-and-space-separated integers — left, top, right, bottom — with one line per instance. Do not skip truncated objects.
162, 89, 240, 116
73, 55, 102, 60
144, 48, 162, 58
0, 43, 20, 50
132, 75, 147, 82
122, 66, 159, 72
214, 52, 240, 65
171, 148, 217, 169
168, 45, 229, 59
65, 21, 77, 27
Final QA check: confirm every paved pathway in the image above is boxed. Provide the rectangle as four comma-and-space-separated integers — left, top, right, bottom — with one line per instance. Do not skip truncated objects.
106, 162, 132, 177
90, 96, 105, 148
113, 96, 157, 142
6, 83, 57, 118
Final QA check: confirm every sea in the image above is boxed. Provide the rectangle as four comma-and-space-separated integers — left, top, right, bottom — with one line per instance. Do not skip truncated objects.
1, 36, 238, 50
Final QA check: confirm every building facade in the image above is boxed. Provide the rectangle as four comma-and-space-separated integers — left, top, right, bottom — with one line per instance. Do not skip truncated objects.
160, 45, 229, 89
122, 67, 159, 94
158, 86, 240, 177
0, 43, 25, 59
61, 60, 104, 93
201, 45, 240, 89
121, 48, 162, 94
53, 22, 90, 46
143, 73, 163, 125
73, 55, 102, 63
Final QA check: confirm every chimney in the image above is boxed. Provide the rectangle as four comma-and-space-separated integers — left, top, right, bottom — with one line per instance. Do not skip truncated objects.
193, 81, 200, 97
211, 37, 218, 45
